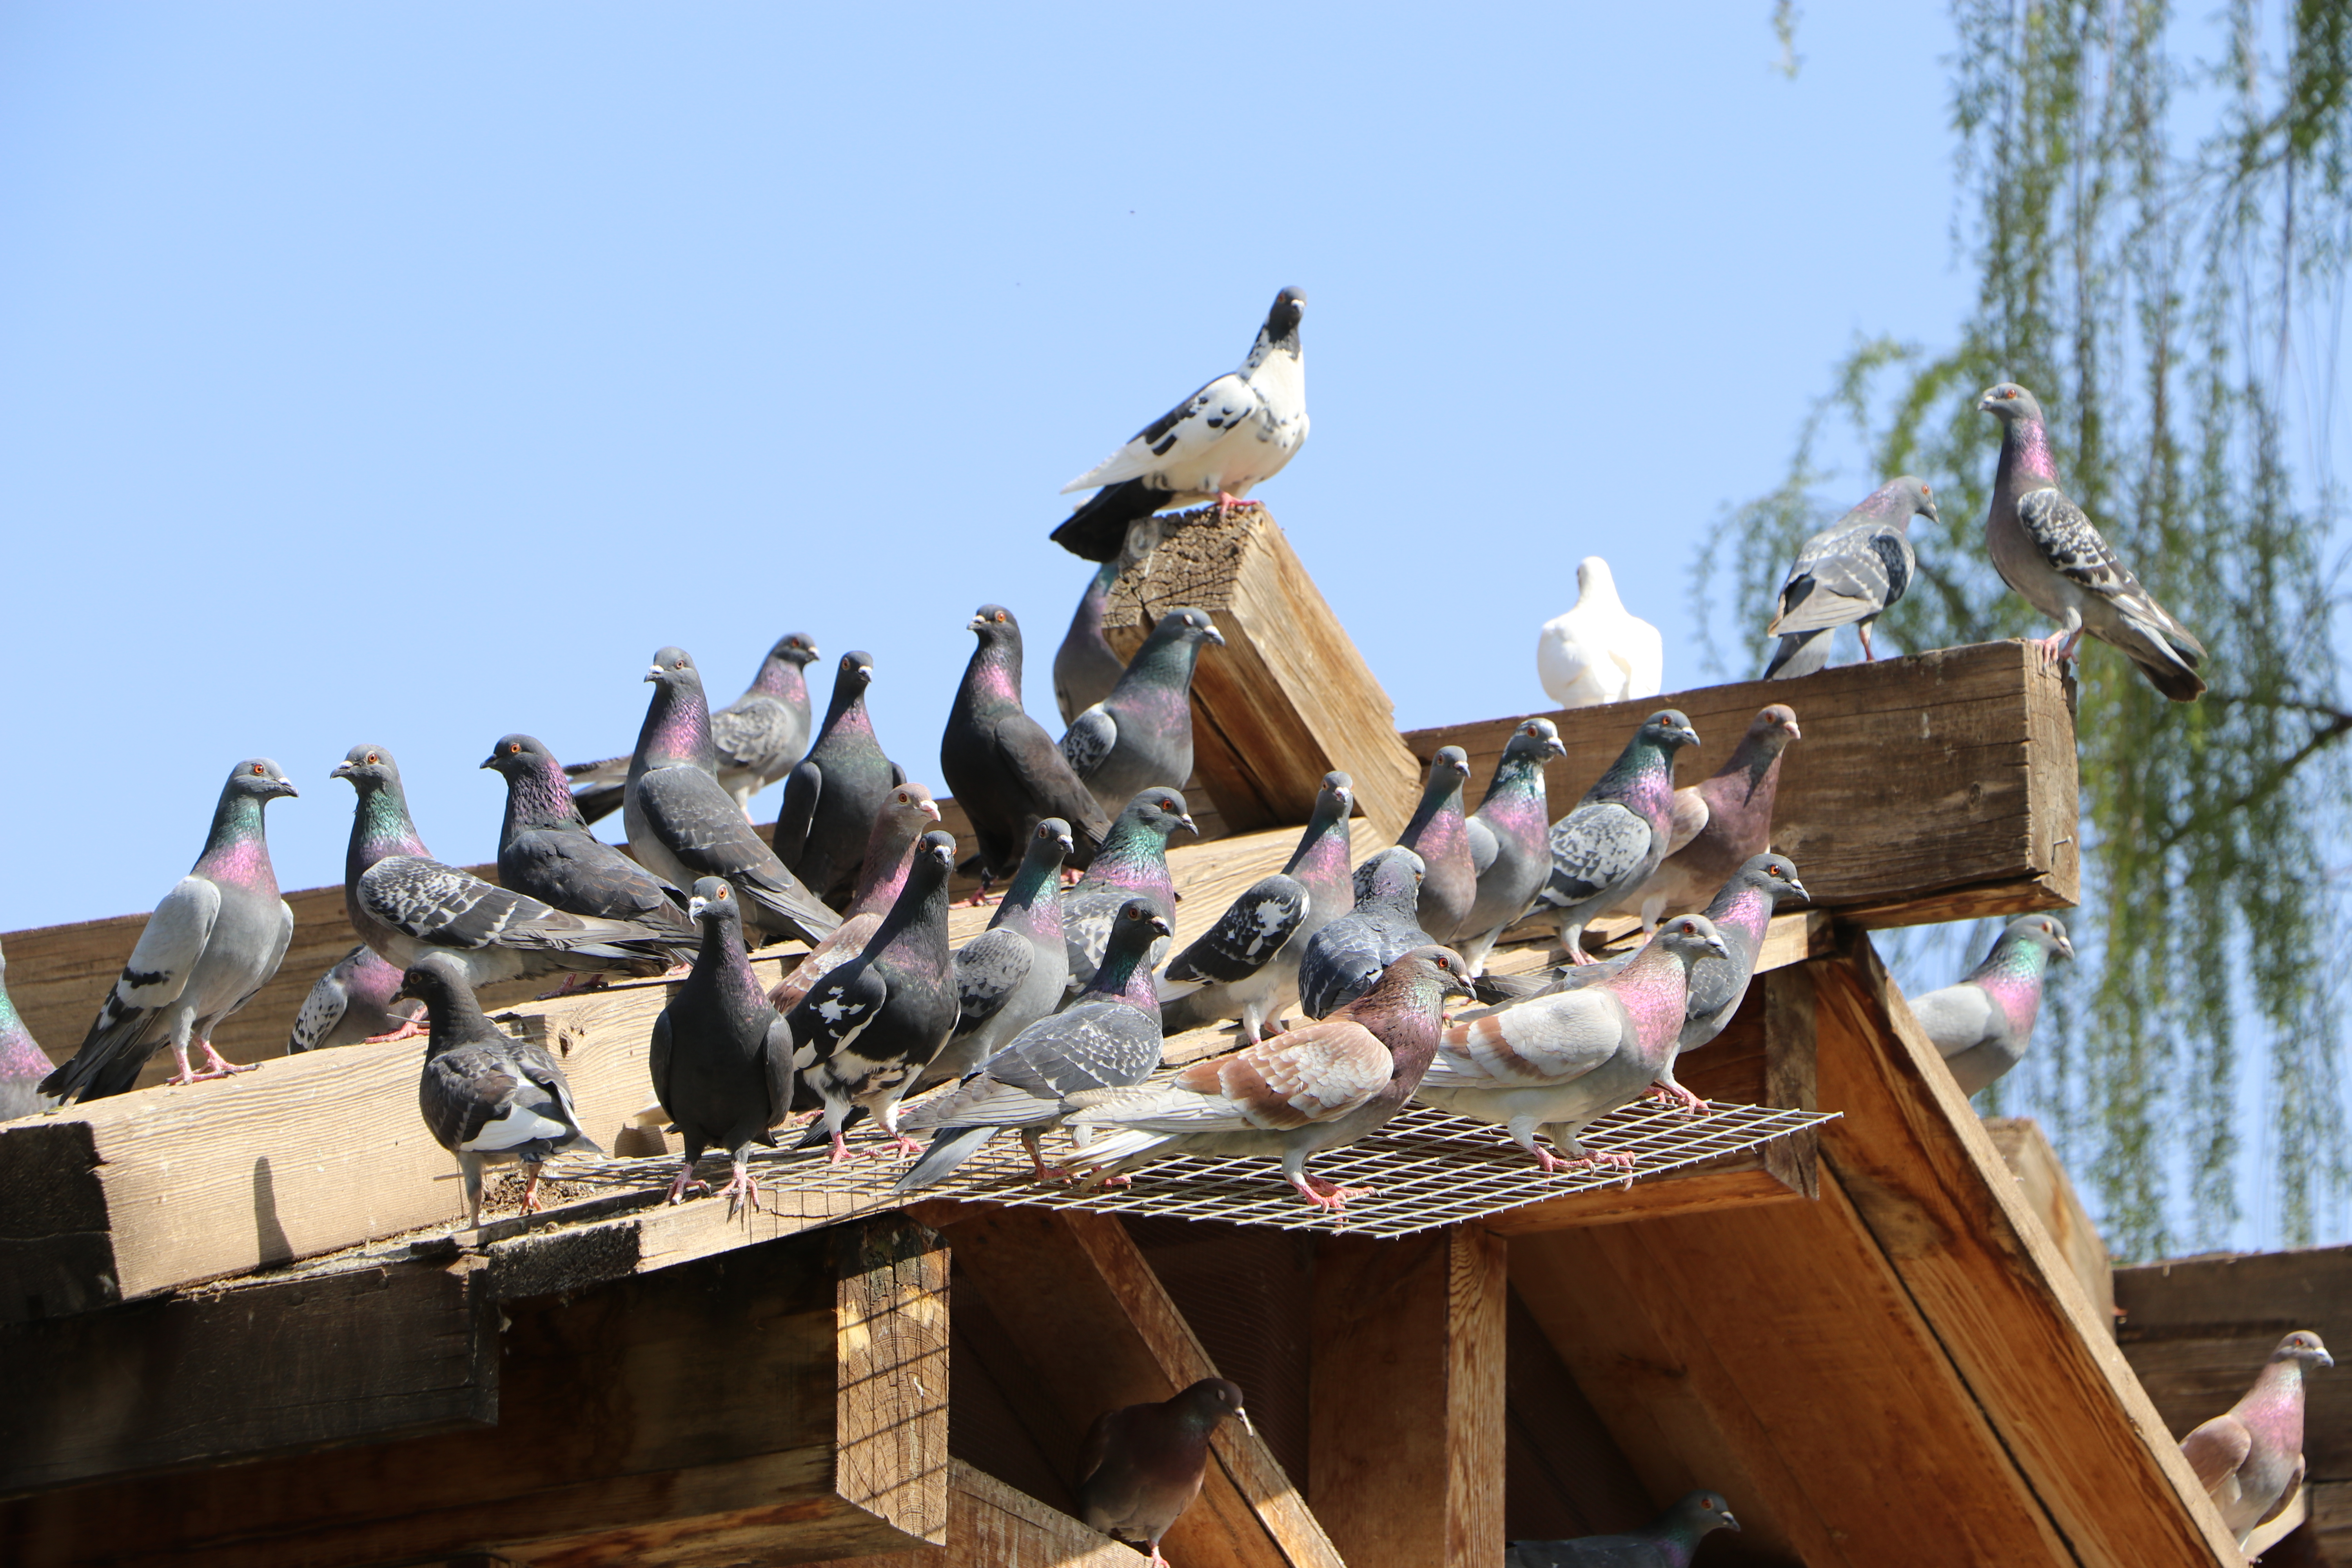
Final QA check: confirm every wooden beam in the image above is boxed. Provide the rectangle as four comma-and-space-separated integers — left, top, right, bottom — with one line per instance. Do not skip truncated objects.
1479, 1154, 1803, 1236
1308, 1226, 1505, 1568
802, 1459, 1146, 1568
1982, 1117, 2113, 1336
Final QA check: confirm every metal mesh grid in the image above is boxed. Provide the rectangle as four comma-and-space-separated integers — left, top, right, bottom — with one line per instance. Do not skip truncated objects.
546, 1098, 1838, 1240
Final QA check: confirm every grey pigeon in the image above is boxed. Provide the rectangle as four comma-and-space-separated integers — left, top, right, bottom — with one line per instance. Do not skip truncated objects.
914, 817, 1075, 1095
1052, 287, 1309, 561
939, 604, 1111, 885
287, 944, 422, 1053
1054, 514, 1168, 724
1058, 946, 1473, 1216
786, 830, 961, 1160
623, 648, 842, 946
1060, 608, 1225, 818
769, 781, 943, 1013
1504, 1490, 1742, 1568
40, 759, 298, 1103
1979, 382, 2205, 700
1356, 748, 1475, 943
1763, 477, 1935, 678
336, 746, 687, 989
398, 952, 601, 1227
895, 897, 1169, 1192
1911, 913, 2074, 1096
1613, 704, 1800, 930
1298, 846, 1432, 1019
0, 939, 56, 1120
775, 650, 907, 908
1159, 771, 1356, 1042
1535, 710, 1702, 962
565, 632, 820, 822
2180, 1331, 2333, 1546
1063, 788, 1196, 988
1453, 720, 1566, 972
484, 733, 696, 940
1076, 1379, 1252, 1567
651, 878, 796, 1213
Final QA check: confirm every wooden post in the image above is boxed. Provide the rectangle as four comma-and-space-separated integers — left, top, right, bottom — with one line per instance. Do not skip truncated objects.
1982, 1118, 2113, 1334
1762, 964, 1820, 1200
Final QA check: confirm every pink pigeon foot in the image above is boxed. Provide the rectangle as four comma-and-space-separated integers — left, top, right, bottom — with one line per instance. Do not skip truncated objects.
2034, 626, 2082, 666
664, 1161, 711, 1205
196, 1040, 255, 1077
1646, 1081, 1710, 1116
519, 1165, 548, 1214
1858, 622, 1878, 661
715, 1161, 763, 1215
535, 972, 613, 1000
362, 1016, 428, 1044
1290, 1172, 1377, 1212
887, 1133, 925, 1158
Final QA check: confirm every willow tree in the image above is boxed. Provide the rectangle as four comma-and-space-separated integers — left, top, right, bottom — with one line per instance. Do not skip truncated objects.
1703, 0, 2352, 1257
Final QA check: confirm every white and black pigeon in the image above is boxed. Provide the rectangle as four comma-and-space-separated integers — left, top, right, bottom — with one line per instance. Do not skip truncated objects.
399, 952, 601, 1228
623, 648, 842, 947
1297, 846, 1434, 1019
1453, 720, 1568, 973
484, 733, 696, 941
1763, 477, 1936, 678
336, 745, 688, 989
1537, 557, 1663, 709
1358, 748, 1476, 943
1063, 788, 1196, 988
895, 898, 1170, 1192
1535, 711, 1702, 962
651, 878, 796, 1213
1054, 515, 1167, 724
1911, 913, 2073, 1096
1979, 381, 2206, 699
939, 604, 1111, 886
566, 632, 821, 822
0, 939, 56, 1120
287, 944, 423, 1053
776, 650, 909, 909
1060, 607, 1225, 819
40, 759, 298, 1103
1158, 772, 1357, 1043
914, 818, 1075, 1095
1051, 287, 1309, 561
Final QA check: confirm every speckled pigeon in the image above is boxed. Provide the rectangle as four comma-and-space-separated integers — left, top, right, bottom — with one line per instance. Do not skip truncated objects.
1356, 747, 1475, 942
623, 649, 842, 946
1063, 788, 1196, 988
1454, 720, 1567, 972
399, 952, 601, 1227
1160, 772, 1356, 1042
1979, 382, 2205, 699
1911, 913, 2074, 1096
940, 604, 1112, 884
769, 782, 943, 1013
1505, 1490, 1742, 1568
1534, 711, 1701, 962
336, 746, 687, 990
895, 898, 1169, 1192
1052, 287, 1308, 561
651, 878, 796, 1213
776, 650, 907, 908
1613, 705, 1799, 930
566, 632, 820, 822
1298, 846, 1432, 1019
484, 733, 695, 940
1416, 915, 1728, 1172
786, 830, 961, 1161
0, 939, 55, 1120
287, 944, 422, 1053
1055, 515, 1168, 724
1076, 1378, 1252, 1568
40, 759, 298, 1103
1764, 477, 1935, 678
913, 817, 1074, 1095
1058, 946, 1472, 1214
1061, 608, 1225, 818
2180, 1331, 2332, 1545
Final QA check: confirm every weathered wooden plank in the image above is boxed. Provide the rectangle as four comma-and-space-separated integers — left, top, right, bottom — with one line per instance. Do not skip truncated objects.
1983, 1117, 2114, 1337
1478, 1155, 1802, 1237
802, 1460, 1146, 1568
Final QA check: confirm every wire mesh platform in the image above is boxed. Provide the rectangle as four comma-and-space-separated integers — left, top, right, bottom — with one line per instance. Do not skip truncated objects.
545, 1098, 1840, 1240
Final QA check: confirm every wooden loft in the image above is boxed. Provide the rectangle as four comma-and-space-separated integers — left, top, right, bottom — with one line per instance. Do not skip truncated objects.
0, 507, 2272, 1566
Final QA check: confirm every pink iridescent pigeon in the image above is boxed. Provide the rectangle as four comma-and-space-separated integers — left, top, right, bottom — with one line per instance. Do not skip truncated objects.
1911, 913, 2073, 1096
2179, 1331, 2332, 1545
0, 938, 56, 1120
1359, 747, 1475, 944
1610, 704, 1800, 931
1454, 719, 1567, 972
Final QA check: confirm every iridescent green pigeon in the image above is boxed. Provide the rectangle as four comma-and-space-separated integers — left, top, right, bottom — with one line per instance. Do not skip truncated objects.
1910, 913, 2073, 1096
1453, 719, 1567, 972
1358, 747, 1475, 943
1535, 711, 1701, 962
0, 938, 55, 1120
2180, 1331, 2332, 1546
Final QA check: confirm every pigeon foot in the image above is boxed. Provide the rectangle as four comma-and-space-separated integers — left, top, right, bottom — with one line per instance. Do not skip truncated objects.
717, 1162, 764, 1216
195, 1040, 256, 1077
519, 1165, 548, 1214
1646, 1082, 1710, 1116
1291, 1172, 1377, 1212
362, 1017, 428, 1044
535, 972, 613, 1000
665, 1164, 712, 1205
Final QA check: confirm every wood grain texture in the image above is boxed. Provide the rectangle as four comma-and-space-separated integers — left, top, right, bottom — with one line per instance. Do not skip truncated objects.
833, 1216, 951, 1549
800, 1460, 1148, 1568
1477, 1155, 1804, 1237
1762, 964, 1820, 1200
1982, 1117, 2114, 1337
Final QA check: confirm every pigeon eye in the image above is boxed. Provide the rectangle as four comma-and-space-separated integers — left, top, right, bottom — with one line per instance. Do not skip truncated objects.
250, 764, 265, 776
508, 742, 521, 754
365, 753, 379, 764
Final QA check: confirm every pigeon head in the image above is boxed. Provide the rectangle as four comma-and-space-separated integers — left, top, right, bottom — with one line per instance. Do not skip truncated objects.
1106, 897, 1176, 953
1032, 815, 1077, 861
1891, 474, 1940, 525
1657, 913, 1732, 968
1640, 710, 1702, 755
1155, 607, 1225, 649
481, 733, 557, 778
645, 646, 701, 690
223, 757, 299, 803
1503, 718, 1567, 764
1172, 1376, 1252, 1433
1664, 1490, 1741, 1538
1320, 772, 1355, 814
686, 876, 742, 927
2272, 1330, 2334, 1370
331, 744, 403, 793
1263, 287, 1306, 347
1433, 746, 1471, 784
915, 829, 958, 876
835, 651, 876, 693
1359, 846, 1426, 903
1977, 381, 2046, 425
769, 632, 820, 669
1574, 556, 1624, 609
967, 604, 1020, 643
884, 782, 943, 827
1749, 704, 1802, 748
389, 951, 473, 1014
1392, 944, 1475, 1002
2004, 913, 2074, 963
1121, 787, 1198, 841
1737, 853, 1810, 907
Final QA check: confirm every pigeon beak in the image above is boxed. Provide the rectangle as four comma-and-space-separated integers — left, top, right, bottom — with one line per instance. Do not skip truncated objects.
1722, 1510, 1741, 1533
646, 666, 663, 682
688, 897, 709, 922
966, 614, 988, 632
1545, 738, 1567, 759
1785, 876, 1811, 904
1923, 499, 1941, 523
1977, 390, 1998, 412
1204, 625, 1226, 646
2319, 1350, 2337, 1369
479, 754, 498, 770
1237, 1407, 1256, 1437
1175, 814, 1199, 837
1785, 718, 1804, 741
2057, 935, 2076, 960
919, 800, 942, 822
330, 762, 354, 780
275, 779, 299, 799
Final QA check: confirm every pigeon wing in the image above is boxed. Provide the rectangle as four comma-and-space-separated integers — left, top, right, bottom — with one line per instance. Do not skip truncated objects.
1164, 875, 1308, 984
2179, 1412, 2253, 1496
1546, 803, 1655, 902
1060, 705, 1118, 780
952, 927, 1036, 1034
1062, 371, 1256, 492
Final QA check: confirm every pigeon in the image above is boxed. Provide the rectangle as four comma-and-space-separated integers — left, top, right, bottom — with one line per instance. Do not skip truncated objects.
1415, 915, 1729, 1173
1075, 1378, 1252, 1568
1536, 557, 1664, 709
1504, 1490, 1742, 1568
2179, 1331, 2333, 1546
564, 633, 820, 822
484, 733, 696, 940
1063, 788, 1196, 988
1159, 772, 1357, 1042
769, 782, 943, 1013
1052, 287, 1309, 561
1055, 515, 1168, 724
776, 650, 908, 907
914, 817, 1075, 1095
335, 746, 688, 989
1058, 946, 1474, 1214
1453, 720, 1568, 973
1535, 711, 1702, 962
786, 829, 961, 1161
1298, 846, 1433, 1019
0, 939, 56, 1121
651, 878, 797, 1212
1060, 607, 1225, 819
1612, 704, 1800, 930
894, 897, 1169, 1192
40, 759, 299, 1103
1763, 477, 1936, 678
622, 648, 842, 947
397, 952, 601, 1227
1911, 913, 2074, 1096
1979, 381, 2206, 700
287, 944, 423, 1053
1356, 748, 1475, 943
939, 604, 1112, 885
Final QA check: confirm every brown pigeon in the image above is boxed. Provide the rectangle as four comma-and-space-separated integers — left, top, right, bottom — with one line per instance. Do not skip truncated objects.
1610, 704, 1800, 930
1076, 1377, 1250, 1567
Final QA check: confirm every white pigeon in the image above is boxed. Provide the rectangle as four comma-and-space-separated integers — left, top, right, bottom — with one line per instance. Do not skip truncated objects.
1536, 557, 1663, 709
